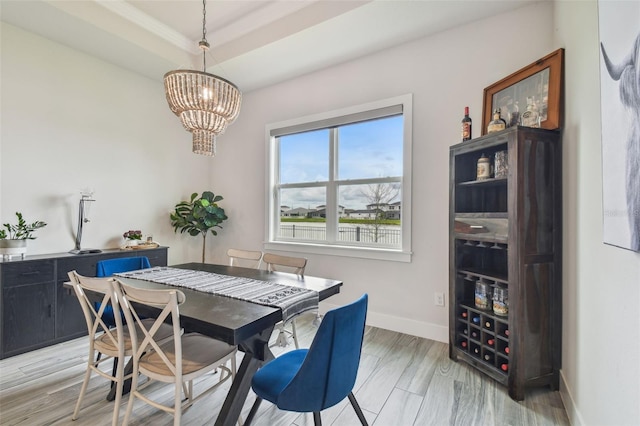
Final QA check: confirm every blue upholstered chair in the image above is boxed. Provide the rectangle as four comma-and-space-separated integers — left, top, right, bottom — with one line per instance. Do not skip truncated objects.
94, 256, 151, 327
245, 294, 369, 426
96, 256, 151, 278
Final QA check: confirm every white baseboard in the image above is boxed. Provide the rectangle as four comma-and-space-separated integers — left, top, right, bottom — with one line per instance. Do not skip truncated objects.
318, 303, 449, 343
560, 369, 584, 426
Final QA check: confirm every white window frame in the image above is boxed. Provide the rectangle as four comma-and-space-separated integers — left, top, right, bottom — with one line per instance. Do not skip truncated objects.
264, 94, 412, 262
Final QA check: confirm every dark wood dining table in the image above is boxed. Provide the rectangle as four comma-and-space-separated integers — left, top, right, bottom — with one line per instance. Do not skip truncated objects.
114, 262, 343, 426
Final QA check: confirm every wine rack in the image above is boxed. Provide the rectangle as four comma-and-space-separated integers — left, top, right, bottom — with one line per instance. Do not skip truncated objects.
449, 127, 562, 400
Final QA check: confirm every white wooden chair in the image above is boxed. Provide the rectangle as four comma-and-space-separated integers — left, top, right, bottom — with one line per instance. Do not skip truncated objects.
262, 253, 308, 349
67, 271, 173, 426
117, 280, 237, 426
227, 248, 263, 269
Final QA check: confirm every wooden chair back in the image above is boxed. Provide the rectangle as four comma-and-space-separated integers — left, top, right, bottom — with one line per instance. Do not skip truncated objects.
227, 248, 263, 269
262, 253, 307, 276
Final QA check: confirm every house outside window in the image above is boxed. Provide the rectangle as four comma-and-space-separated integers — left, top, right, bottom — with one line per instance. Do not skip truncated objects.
265, 95, 412, 262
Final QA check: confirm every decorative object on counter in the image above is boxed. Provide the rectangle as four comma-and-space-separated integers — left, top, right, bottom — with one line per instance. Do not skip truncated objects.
123, 229, 142, 247
520, 96, 541, 128
0, 212, 47, 260
164, 0, 241, 156
461, 106, 472, 141
487, 108, 507, 134
494, 150, 509, 179
170, 191, 228, 262
70, 190, 102, 255
482, 48, 564, 135
476, 153, 492, 180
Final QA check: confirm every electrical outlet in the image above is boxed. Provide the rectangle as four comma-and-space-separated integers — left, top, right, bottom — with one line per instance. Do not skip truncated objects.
434, 292, 445, 307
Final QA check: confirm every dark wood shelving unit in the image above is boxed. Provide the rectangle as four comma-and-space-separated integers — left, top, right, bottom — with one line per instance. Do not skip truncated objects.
449, 126, 562, 400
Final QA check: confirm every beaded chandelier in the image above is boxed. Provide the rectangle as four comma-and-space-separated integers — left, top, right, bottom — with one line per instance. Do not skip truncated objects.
164, 0, 241, 156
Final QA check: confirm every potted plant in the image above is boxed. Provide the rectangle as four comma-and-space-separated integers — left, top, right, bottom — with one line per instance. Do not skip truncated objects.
123, 229, 143, 247
0, 212, 47, 259
170, 191, 228, 262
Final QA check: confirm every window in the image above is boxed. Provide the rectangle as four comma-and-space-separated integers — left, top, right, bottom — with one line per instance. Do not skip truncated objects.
265, 95, 412, 262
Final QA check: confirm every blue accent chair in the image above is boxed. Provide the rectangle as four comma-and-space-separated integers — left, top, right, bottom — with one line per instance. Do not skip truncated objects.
95, 256, 151, 326
245, 294, 369, 426
94, 256, 152, 400
96, 256, 151, 278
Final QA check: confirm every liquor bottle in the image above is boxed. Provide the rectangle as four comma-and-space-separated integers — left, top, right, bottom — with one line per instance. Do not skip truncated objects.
461, 106, 472, 141
487, 108, 507, 133
520, 96, 540, 128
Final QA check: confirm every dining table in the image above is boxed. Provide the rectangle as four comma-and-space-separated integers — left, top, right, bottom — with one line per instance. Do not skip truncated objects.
111, 262, 343, 426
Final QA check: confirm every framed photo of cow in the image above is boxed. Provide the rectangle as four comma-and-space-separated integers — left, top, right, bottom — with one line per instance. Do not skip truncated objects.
598, 1, 640, 252
481, 48, 564, 135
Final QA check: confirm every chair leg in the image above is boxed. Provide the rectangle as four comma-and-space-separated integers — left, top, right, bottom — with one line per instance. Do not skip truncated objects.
112, 358, 125, 426
72, 357, 93, 420
244, 396, 262, 426
313, 412, 322, 426
348, 392, 368, 426
291, 318, 299, 349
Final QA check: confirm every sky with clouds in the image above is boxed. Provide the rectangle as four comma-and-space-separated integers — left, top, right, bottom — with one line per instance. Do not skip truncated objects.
279, 115, 403, 210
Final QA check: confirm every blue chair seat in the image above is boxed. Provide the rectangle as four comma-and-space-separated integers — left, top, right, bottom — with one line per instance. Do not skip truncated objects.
251, 349, 308, 403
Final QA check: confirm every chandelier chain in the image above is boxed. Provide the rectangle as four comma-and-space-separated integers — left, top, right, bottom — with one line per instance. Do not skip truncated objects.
201, 0, 207, 70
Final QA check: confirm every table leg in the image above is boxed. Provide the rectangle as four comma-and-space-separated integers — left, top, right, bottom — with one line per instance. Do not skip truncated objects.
215, 327, 274, 426
106, 356, 133, 401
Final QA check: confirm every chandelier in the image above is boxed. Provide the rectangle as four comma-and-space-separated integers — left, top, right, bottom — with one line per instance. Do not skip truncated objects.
164, 0, 242, 156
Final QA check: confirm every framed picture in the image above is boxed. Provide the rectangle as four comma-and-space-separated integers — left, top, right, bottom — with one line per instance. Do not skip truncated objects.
598, 1, 640, 252
482, 48, 564, 135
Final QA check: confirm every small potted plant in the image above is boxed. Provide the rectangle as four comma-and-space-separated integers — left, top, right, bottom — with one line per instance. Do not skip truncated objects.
0, 212, 47, 259
123, 229, 143, 247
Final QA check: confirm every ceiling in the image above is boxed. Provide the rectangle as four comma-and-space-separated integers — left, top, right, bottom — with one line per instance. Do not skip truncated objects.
0, 0, 537, 92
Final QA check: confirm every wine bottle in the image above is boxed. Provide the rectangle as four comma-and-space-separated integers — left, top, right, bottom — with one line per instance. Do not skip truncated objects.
487, 338, 495, 346
484, 319, 493, 329
484, 353, 494, 363
487, 108, 507, 134
501, 363, 509, 372
470, 330, 479, 339
472, 315, 480, 324
461, 106, 472, 141
504, 346, 510, 354
461, 341, 468, 348
461, 311, 468, 319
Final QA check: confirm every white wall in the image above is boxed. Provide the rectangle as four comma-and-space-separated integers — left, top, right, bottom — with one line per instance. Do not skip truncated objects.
553, 1, 640, 425
210, 2, 556, 342
1, 22, 214, 265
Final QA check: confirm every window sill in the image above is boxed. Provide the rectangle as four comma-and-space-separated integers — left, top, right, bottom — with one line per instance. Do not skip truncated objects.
263, 241, 412, 262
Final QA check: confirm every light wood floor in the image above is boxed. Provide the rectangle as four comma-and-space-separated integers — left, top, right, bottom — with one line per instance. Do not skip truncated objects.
0, 315, 569, 426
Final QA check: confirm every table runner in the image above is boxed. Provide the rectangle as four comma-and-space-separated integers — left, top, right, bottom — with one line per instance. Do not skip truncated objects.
115, 266, 318, 322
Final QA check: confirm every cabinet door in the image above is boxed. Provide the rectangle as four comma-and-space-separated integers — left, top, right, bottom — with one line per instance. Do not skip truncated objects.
55, 280, 86, 339
2, 283, 55, 355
